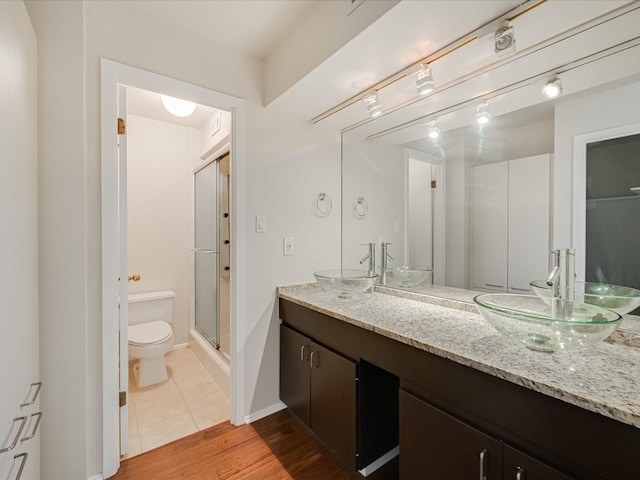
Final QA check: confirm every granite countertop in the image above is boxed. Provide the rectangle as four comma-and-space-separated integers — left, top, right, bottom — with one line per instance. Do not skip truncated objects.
278, 283, 640, 429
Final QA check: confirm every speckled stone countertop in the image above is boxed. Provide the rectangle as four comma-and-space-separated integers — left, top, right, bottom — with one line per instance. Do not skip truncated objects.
278, 283, 640, 429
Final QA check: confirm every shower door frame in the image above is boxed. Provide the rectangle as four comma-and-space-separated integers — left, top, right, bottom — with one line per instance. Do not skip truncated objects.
193, 156, 222, 349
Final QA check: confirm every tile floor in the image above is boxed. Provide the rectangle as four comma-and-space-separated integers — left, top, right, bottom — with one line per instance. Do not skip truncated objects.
124, 347, 230, 459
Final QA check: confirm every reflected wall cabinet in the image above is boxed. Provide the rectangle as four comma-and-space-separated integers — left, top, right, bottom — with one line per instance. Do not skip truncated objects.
472, 154, 552, 293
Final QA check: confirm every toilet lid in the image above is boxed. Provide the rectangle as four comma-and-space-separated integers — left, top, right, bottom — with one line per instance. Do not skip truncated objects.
129, 321, 172, 346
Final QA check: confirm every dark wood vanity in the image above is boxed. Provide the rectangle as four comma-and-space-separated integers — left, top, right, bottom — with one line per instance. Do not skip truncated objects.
279, 297, 640, 480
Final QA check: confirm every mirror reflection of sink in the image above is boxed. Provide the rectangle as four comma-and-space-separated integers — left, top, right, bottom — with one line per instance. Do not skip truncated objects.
314, 269, 378, 298
473, 293, 623, 352
530, 280, 640, 315
382, 266, 433, 288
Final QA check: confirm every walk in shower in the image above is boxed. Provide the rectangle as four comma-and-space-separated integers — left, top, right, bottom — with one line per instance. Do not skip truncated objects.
193, 153, 231, 358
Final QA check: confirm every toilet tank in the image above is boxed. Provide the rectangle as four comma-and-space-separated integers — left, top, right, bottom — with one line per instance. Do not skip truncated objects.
128, 290, 175, 326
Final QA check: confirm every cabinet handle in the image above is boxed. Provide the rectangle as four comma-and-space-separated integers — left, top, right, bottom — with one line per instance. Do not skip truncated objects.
479, 449, 487, 480
21, 412, 43, 442
516, 466, 525, 480
485, 283, 504, 289
310, 351, 319, 369
300, 345, 309, 363
20, 382, 42, 407
510, 287, 530, 292
0, 417, 27, 453
13, 452, 28, 480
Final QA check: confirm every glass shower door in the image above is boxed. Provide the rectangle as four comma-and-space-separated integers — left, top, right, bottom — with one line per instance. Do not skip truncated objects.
194, 161, 220, 347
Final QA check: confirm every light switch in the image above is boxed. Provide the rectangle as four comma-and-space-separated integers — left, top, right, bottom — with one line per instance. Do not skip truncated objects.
256, 215, 267, 233
283, 237, 295, 256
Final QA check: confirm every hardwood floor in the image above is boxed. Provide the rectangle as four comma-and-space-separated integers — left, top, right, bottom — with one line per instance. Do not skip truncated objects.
110, 408, 398, 480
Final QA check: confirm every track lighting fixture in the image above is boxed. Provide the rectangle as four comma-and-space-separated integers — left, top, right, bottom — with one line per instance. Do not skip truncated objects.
416, 64, 435, 95
427, 120, 440, 139
542, 76, 562, 98
363, 92, 382, 118
493, 21, 516, 57
476, 102, 491, 125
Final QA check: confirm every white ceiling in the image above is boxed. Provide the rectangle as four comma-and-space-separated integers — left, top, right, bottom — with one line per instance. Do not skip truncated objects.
115, 0, 320, 59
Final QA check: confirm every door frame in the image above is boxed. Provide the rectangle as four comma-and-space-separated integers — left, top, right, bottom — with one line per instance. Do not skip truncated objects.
100, 58, 246, 477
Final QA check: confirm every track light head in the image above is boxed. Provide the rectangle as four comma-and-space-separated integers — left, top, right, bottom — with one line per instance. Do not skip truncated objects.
476, 102, 491, 125
416, 64, 435, 95
493, 21, 516, 57
542, 76, 562, 98
363, 92, 382, 118
427, 120, 440, 139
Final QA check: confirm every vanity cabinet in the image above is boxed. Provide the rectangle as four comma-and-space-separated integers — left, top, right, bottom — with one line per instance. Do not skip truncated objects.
400, 390, 503, 479
279, 325, 357, 469
400, 390, 574, 480
472, 154, 551, 293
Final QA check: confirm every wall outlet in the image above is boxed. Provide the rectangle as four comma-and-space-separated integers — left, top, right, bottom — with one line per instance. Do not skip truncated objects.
283, 237, 295, 256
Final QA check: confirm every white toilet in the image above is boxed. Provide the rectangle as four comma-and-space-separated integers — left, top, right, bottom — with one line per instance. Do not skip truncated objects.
128, 290, 175, 388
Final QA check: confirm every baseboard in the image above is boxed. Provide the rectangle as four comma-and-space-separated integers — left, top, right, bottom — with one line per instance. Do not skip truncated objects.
358, 446, 400, 477
172, 342, 189, 351
88, 475, 104, 480
244, 401, 287, 424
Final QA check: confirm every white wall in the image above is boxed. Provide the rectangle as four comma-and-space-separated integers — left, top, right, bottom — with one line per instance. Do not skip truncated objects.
24, 2, 91, 479
342, 133, 406, 269
127, 114, 194, 345
554, 75, 640, 250
0, 2, 39, 478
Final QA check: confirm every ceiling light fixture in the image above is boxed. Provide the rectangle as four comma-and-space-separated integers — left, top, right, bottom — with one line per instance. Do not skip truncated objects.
363, 92, 383, 118
161, 94, 196, 117
493, 21, 516, 57
427, 120, 440, 139
476, 102, 491, 125
416, 64, 435, 95
542, 76, 562, 98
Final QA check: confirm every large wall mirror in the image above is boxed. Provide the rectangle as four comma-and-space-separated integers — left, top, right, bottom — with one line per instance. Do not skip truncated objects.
340, 3, 640, 303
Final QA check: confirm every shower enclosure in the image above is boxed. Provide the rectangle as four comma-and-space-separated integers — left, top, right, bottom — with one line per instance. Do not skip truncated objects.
193, 153, 230, 355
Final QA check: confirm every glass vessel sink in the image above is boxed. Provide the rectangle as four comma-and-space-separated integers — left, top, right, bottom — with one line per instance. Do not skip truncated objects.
474, 293, 623, 352
530, 280, 640, 315
314, 269, 378, 298
382, 265, 433, 288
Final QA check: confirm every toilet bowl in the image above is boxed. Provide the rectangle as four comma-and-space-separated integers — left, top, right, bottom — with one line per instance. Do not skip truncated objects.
127, 290, 175, 388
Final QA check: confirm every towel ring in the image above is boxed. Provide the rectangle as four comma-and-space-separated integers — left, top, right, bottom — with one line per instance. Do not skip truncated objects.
313, 193, 332, 218
352, 197, 368, 219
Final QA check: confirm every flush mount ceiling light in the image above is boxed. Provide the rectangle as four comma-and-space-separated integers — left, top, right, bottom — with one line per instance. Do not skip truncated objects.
416, 64, 435, 95
476, 102, 491, 125
542, 76, 563, 98
363, 92, 382, 118
493, 21, 516, 57
161, 94, 196, 117
427, 120, 440, 139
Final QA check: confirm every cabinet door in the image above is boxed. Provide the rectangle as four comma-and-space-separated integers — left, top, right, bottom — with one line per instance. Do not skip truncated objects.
504, 444, 574, 480
310, 341, 357, 469
508, 155, 551, 293
280, 325, 311, 425
472, 161, 509, 292
400, 390, 502, 479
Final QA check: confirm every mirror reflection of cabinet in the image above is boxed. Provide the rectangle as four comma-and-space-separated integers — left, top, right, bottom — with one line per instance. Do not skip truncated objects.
472, 154, 551, 293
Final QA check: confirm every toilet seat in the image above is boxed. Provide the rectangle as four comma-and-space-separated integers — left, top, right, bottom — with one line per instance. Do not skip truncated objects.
129, 320, 172, 346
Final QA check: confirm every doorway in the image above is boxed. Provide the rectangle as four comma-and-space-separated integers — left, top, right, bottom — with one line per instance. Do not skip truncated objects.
100, 59, 246, 478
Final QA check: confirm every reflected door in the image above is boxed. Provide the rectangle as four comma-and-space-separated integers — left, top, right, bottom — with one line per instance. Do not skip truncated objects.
194, 161, 220, 347
586, 133, 640, 313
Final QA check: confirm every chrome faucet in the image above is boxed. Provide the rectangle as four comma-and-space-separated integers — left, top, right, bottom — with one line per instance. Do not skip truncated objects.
379, 242, 393, 285
546, 248, 575, 318
359, 242, 376, 276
